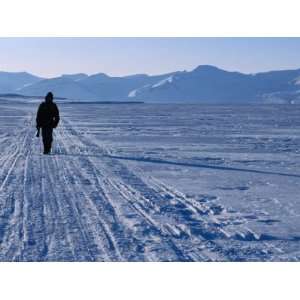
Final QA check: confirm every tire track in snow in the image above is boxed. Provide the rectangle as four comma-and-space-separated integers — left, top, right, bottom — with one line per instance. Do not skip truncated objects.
0, 111, 290, 261
0, 117, 34, 260
60, 119, 226, 261
55, 120, 190, 261
55, 124, 132, 261
61, 118, 291, 261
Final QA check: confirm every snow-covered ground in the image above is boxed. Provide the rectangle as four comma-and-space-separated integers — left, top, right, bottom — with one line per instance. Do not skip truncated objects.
0, 101, 299, 261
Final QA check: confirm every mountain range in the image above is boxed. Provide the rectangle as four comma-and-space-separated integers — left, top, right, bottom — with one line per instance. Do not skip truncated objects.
1, 65, 300, 103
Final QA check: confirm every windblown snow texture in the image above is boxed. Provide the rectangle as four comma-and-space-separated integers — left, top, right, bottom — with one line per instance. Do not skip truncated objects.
0, 101, 299, 261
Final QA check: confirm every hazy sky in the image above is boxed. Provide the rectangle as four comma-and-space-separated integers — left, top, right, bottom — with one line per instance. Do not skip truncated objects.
1, 37, 300, 78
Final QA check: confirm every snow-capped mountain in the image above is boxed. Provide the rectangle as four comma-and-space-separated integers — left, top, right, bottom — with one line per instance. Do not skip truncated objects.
0, 71, 43, 93
2, 66, 300, 103
18, 72, 178, 101
18, 76, 97, 100
77, 72, 177, 101
129, 65, 300, 103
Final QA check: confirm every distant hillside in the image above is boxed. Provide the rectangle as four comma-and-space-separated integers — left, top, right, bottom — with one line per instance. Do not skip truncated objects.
19, 77, 97, 101
0, 71, 43, 93
17, 72, 178, 101
129, 65, 300, 103
2, 66, 300, 103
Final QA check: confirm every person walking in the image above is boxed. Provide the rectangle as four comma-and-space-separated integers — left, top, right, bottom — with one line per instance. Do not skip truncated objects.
36, 92, 60, 154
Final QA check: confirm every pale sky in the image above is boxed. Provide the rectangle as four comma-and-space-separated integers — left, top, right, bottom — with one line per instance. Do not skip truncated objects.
1, 37, 300, 78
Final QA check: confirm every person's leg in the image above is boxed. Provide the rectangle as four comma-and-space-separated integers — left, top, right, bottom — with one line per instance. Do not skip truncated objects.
42, 127, 53, 154
48, 127, 53, 152
42, 127, 47, 154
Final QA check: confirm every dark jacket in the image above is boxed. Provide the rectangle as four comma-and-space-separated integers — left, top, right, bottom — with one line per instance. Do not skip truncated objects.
36, 101, 60, 128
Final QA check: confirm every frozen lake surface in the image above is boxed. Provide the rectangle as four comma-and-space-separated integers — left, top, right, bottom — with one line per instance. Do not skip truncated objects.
0, 101, 299, 261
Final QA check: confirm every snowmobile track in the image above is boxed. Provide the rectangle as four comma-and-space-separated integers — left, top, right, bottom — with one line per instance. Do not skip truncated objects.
0, 113, 296, 261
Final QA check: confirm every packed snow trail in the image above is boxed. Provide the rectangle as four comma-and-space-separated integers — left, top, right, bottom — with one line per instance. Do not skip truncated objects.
0, 102, 300, 261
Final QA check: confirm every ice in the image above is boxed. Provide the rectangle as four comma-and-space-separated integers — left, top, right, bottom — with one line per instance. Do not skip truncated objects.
0, 100, 299, 261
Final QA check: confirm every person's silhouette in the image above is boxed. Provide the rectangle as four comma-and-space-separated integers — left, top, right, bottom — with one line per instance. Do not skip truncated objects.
36, 92, 60, 154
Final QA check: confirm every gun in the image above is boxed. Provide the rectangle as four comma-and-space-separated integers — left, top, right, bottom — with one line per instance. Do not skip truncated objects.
36, 127, 40, 138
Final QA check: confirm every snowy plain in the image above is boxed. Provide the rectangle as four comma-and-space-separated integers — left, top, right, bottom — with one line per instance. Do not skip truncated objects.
0, 100, 299, 261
